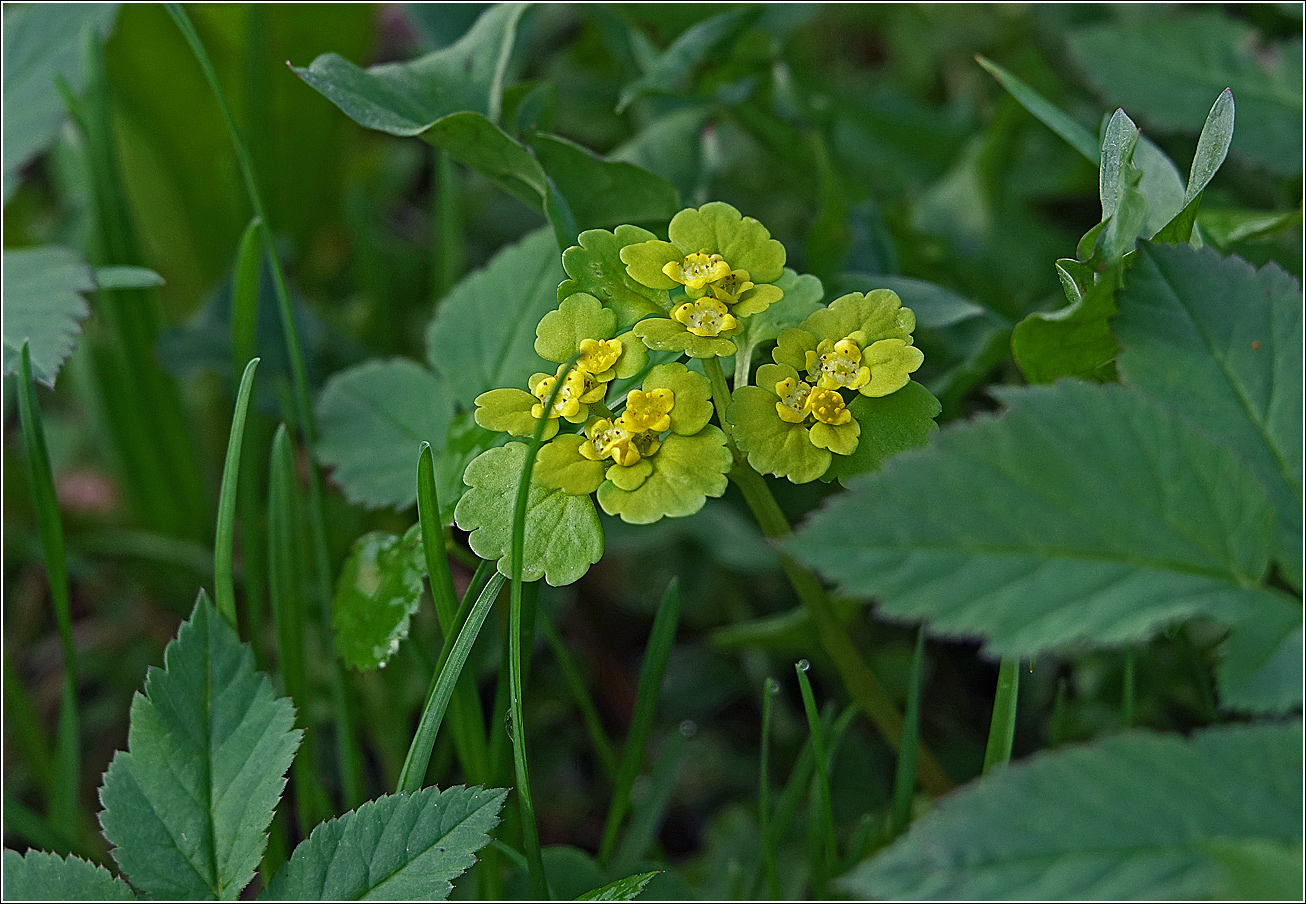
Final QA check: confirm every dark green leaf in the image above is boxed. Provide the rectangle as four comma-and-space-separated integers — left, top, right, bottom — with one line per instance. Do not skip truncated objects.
263, 785, 507, 900
426, 228, 562, 407
577, 871, 660, 901
98, 593, 300, 900
1, 850, 137, 901
529, 133, 680, 230
826, 381, 941, 486
616, 7, 760, 112
331, 526, 426, 671
1217, 601, 1303, 714
2, 246, 94, 386
1010, 260, 1123, 384
841, 722, 1302, 899
315, 358, 456, 510
788, 382, 1281, 658
1115, 243, 1303, 587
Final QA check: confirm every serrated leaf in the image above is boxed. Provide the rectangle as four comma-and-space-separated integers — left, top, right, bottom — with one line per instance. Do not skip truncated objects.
1010, 259, 1123, 384
427, 228, 562, 407
454, 443, 604, 586
1, 850, 137, 901
577, 870, 660, 901
788, 381, 1283, 658
2, 3, 119, 202
1217, 602, 1303, 714
263, 785, 507, 900
2, 246, 94, 386
315, 358, 455, 510
1114, 243, 1303, 588
841, 722, 1302, 900
98, 593, 301, 900
331, 526, 425, 670
1069, 13, 1302, 175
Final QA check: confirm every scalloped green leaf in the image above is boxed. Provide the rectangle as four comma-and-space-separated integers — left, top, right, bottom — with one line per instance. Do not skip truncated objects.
535, 434, 606, 496
264, 785, 507, 900
1115, 243, 1303, 590
2, 246, 94, 387
536, 292, 617, 363
727, 365, 832, 485
559, 226, 670, 329
331, 526, 425, 671
732, 268, 825, 384
454, 443, 603, 586
861, 338, 924, 397
842, 722, 1302, 900
643, 362, 713, 435
618, 238, 683, 291
799, 289, 916, 346
828, 381, 940, 486
474, 387, 556, 440
788, 381, 1285, 658
98, 593, 301, 900
666, 202, 786, 283
597, 428, 732, 524
633, 317, 735, 358
427, 228, 562, 407
1, 850, 137, 901
315, 358, 455, 510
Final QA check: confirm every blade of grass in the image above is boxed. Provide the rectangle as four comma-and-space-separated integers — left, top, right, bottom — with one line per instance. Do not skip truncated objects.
166, 4, 362, 804
3, 793, 84, 861
397, 572, 506, 793
268, 424, 331, 833
2, 650, 55, 797
773, 705, 855, 843
759, 678, 781, 899
795, 661, 836, 897
599, 578, 682, 865
540, 616, 619, 784
982, 656, 1021, 774
16, 343, 80, 841
975, 54, 1099, 163
610, 728, 689, 877
888, 628, 927, 838
1121, 649, 1137, 728
214, 358, 259, 628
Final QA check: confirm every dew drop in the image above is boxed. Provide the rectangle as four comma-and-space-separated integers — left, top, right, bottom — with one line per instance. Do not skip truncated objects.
504, 712, 515, 737
678, 719, 698, 738
764, 677, 781, 696
796, 658, 811, 672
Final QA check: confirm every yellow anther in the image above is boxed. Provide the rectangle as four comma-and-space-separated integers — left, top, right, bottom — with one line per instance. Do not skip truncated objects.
530, 366, 587, 419
706, 269, 754, 306
663, 251, 732, 290
806, 337, 871, 391
577, 337, 623, 378
672, 297, 738, 337
809, 387, 852, 425
774, 377, 813, 424
620, 388, 674, 433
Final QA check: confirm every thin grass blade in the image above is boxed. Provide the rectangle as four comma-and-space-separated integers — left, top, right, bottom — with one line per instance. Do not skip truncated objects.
214, 357, 259, 628
888, 628, 927, 838
982, 656, 1021, 774
796, 662, 836, 897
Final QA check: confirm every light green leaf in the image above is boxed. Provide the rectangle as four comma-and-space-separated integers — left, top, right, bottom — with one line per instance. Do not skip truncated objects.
433, 411, 503, 524
427, 227, 562, 407
799, 290, 917, 347
1197, 208, 1303, 249
597, 428, 732, 524
2, 246, 94, 387
529, 133, 681, 230
331, 526, 425, 671
315, 358, 455, 510
577, 871, 660, 901
1069, 13, 1302, 175
455, 443, 604, 586
727, 368, 831, 485
841, 722, 1302, 900
633, 317, 736, 359
788, 381, 1282, 658
535, 434, 606, 496
1185, 88, 1235, 205
616, 7, 760, 113
828, 381, 940, 486
1, 850, 137, 901
828, 273, 982, 329
474, 387, 556, 440
263, 785, 507, 900
536, 293, 617, 363
99, 592, 301, 900
93, 266, 165, 290
559, 226, 670, 330
667, 201, 786, 284
1115, 243, 1303, 588
2, 3, 119, 202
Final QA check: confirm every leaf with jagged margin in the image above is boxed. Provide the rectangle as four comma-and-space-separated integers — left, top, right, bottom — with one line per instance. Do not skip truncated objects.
577, 871, 661, 901
1115, 242, 1303, 590
841, 721, 1302, 900
263, 785, 507, 900
1, 850, 137, 901
98, 592, 300, 900
788, 381, 1283, 658
315, 358, 455, 510
427, 228, 562, 408
331, 525, 425, 670
2, 247, 93, 386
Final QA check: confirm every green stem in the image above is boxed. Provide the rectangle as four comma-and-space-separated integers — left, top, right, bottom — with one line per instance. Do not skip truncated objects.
889, 628, 927, 836
982, 656, 1021, 774
17, 344, 81, 840
1121, 649, 1136, 728
702, 357, 734, 438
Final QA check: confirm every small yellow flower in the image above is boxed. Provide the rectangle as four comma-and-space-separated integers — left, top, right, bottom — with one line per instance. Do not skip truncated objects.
620, 388, 675, 433
530, 365, 592, 419
809, 387, 852, 425
806, 338, 871, 392
663, 251, 732, 290
577, 337, 624, 380
671, 297, 738, 338
773, 376, 814, 424
580, 417, 661, 467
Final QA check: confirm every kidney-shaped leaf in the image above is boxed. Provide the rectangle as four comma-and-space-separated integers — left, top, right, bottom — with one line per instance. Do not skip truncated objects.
263, 785, 506, 901
841, 721, 1302, 900
788, 381, 1283, 658
98, 593, 301, 900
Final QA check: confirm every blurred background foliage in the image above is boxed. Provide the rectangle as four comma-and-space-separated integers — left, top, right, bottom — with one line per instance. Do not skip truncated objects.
3, 2, 1301, 896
